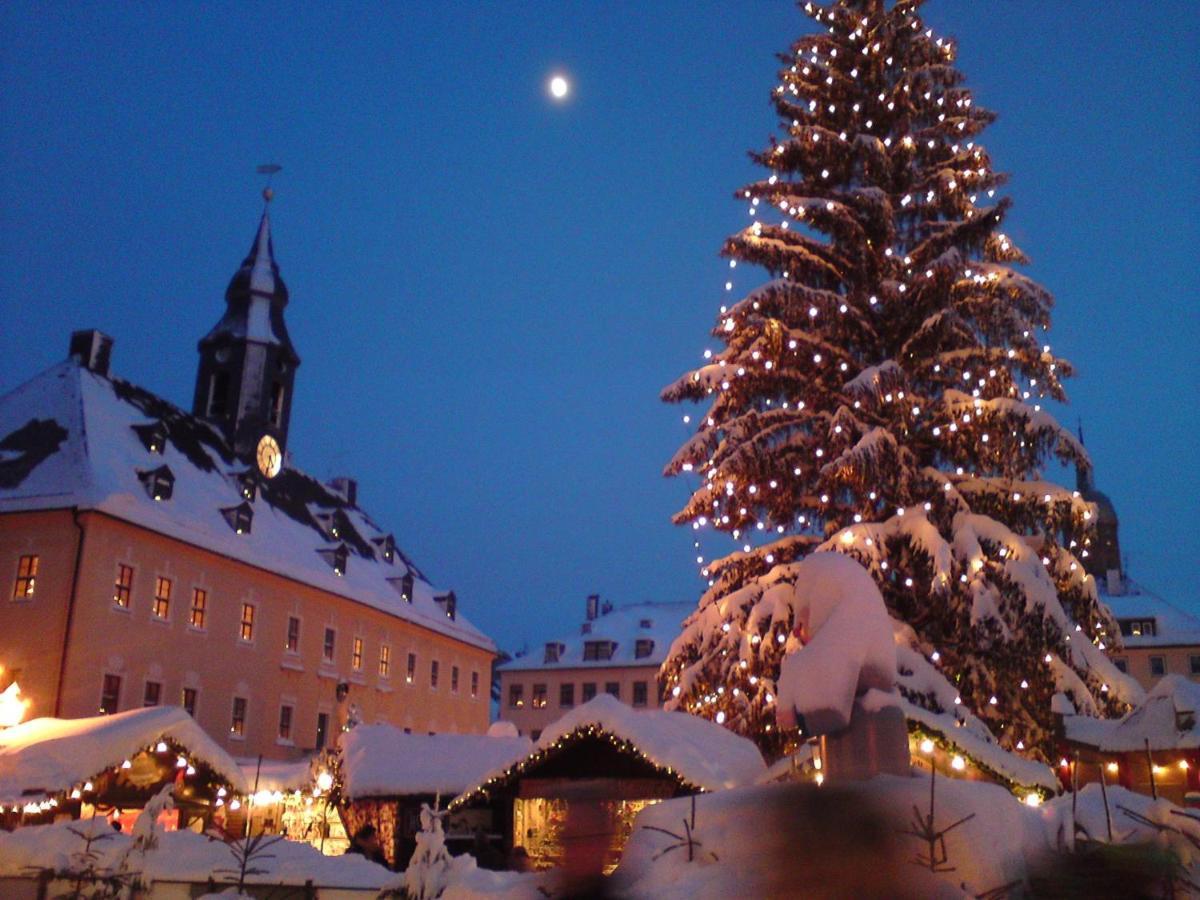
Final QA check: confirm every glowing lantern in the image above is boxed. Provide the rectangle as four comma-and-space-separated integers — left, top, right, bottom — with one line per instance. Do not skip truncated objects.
0, 682, 30, 728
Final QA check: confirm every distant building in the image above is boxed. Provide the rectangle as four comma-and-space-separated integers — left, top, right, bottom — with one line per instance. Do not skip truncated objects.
0, 196, 496, 759
1076, 453, 1200, 689
496, 596, 691, 738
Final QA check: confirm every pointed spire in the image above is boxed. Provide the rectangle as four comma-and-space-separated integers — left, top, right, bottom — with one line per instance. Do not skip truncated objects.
246, 207, 279, 299
1075, 418, 1094, 495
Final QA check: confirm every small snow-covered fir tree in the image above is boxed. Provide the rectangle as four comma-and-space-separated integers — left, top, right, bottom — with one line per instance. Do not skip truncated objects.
660, 0, 1135, 760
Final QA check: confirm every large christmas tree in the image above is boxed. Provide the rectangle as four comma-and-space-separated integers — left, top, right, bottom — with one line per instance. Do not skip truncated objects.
660, 0, 1137, 762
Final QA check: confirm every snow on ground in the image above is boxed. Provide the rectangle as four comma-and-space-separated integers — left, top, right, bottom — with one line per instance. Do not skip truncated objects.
611, 775, 1051, 899
775, 552, 898, 735
0, 816, 389, 888
338, 725, 531, 799
0, 706, 247, 804
457, 694, 765, 803
1063, 674, 1200, 752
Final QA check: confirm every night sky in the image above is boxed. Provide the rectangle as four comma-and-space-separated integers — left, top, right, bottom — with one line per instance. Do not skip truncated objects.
1, 2, 1196, 658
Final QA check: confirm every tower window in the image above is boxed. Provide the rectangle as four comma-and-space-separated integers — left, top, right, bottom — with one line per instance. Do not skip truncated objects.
11, 554, 37, 600
208, 371, 230, 418
270, 382, 285, 427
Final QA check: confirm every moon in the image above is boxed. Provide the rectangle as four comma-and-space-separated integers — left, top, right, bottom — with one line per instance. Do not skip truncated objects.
548, 74, 570, 100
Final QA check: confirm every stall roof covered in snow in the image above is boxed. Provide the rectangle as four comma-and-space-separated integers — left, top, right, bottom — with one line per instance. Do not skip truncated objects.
1064, 675, 1200, 753
0, 706, 247, 803
0, 359, 492, 651
498, 601, 692, 672
236, 756, 315, 794
454, 694, 766, 805
1101, 579, 1200, 649
338, 725, 531, 799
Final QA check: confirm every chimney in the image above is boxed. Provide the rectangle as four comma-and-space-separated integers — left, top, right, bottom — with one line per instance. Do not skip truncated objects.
329, 477, 358, 506
586, 593, 599, 621
69, 330, 114, 377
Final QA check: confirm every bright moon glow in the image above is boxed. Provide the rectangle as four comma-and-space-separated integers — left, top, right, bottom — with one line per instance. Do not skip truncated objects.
549, 75, 569, 99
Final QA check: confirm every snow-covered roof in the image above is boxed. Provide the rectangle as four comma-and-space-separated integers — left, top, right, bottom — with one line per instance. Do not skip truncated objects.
338, 724, 531, 799
0, 706, 247, 804
1101, 578, 1200, 649
498, 601, 692, 672
454, 694, 766, 805
1064, 675, 1200, 753
0, 359, 493, 651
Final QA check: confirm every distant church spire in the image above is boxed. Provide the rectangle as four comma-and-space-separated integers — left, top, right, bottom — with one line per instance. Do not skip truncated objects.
1074, 419, 1094, 494
193, 180, 300, 461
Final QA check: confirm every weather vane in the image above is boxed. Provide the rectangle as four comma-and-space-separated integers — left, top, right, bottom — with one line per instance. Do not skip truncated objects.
256, 163, 282, 202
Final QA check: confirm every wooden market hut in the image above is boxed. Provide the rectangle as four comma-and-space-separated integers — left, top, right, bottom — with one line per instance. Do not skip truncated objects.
450, 694, 766, 873
1059, 675, 1200, 806
335, 724, 531, 868
0, 706, 246, 832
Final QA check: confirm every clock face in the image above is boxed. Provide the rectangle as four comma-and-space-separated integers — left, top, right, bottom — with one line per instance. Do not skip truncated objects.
256, 434, 282, 479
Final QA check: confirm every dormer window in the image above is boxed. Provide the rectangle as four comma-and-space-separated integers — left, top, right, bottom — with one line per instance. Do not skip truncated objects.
581, 622, 592, 635
132, 421, 169, 455
374, 534, 397, 565
236, 470, 258, 502
1119, 618, 1156, 637
313, 511, 340, 541
221, 502, 253, 534
387, 571, 415, 603
635, 639, 655, 659
317, 544, 349, 577
583, 640, 615, 661
639, 618, 653, 629
137, 465, 175, 501
544, 642, 565, 664
436, 591, 457, 621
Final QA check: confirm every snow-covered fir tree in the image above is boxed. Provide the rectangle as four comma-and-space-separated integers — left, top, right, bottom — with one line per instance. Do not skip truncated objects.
660, 0, 1137, 761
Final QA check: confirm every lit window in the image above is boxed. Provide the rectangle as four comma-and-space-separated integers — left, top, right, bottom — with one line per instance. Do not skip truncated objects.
323, 628, 336, 662
278, 704, 293, 741
379, 645, 391, 677
113, 564, 134, 608
153, 576, 172, 619
286, 616, 300, 652
431, 660, 440, 689
582, 682, 596, 702
532, 684, 547, 708
231, 697, 247, 737
632, 681, 648, 707
508, 684, 524, 708
143, 681, 161, 707
406, 652, 416, 684
452, 665, 460, 693
470, 670, 479, 698
240, 603, 255, 642
560, 683, 575, 707
352, 637, 364, 670
181, 687, 197, 717
190, 589, 207, 629
100, 674, 121, 715
11, 555, 37, 600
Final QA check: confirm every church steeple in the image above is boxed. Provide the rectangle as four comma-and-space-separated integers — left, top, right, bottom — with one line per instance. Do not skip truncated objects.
193, 188, 300, 465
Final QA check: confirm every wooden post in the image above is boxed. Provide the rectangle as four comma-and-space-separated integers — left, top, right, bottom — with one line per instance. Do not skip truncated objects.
1145, 739, 1158, 801
1098, 763, 1113, 842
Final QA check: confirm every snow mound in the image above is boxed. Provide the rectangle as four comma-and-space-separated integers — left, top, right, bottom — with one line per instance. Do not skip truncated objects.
775, 552, 897, 735
0, 706, 246, 804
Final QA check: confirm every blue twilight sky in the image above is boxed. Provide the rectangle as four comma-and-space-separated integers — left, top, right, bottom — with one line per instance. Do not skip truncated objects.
1, 2, 1196, 657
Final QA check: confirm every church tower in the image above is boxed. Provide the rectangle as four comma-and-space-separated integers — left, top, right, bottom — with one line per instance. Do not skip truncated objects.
1075, 426, 1123, 592
193, 190, 300, 471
